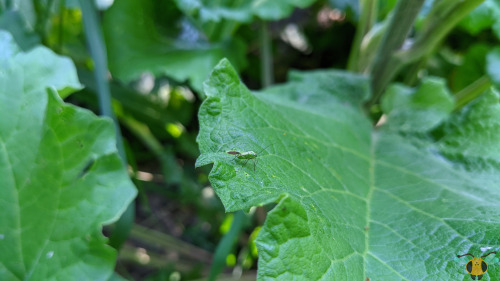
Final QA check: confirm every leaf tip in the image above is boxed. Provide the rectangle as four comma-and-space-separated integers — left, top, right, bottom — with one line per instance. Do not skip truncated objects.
203, 58, 241, 98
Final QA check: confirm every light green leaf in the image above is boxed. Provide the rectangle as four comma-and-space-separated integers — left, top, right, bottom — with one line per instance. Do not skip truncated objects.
381, 78, 454, 132
460, 0, 500, 35
102, 0, 246, 94
487, 47, 500, 86
175, 0, 316, 22
197, 59, 500, 280
439, 88, 500, 162
0, 30, 82, 98
0, 37, 136, 280
0, 30, 20, 60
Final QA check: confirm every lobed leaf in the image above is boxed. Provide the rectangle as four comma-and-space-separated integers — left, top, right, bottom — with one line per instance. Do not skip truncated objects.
0, 33, 136, 280
197, 59, 500, 280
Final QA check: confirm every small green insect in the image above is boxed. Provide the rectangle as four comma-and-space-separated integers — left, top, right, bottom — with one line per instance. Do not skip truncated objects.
226, 144, 271, 171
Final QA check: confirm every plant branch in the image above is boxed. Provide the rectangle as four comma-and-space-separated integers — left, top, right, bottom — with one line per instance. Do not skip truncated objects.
347, 0, 378, 72
368, 0, 425, 106
454, 76, 491, 111
130, 224, 213, 263
367, 0, 485, 108
398, 0, 485, 63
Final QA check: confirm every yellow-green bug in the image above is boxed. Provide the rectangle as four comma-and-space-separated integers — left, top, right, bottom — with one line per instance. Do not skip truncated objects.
226, 144, 271, 171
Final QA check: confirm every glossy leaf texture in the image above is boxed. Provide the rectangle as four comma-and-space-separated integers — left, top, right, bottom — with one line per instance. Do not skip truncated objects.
0, 32, 137, 280
102, 0, 247, 93
196, 59, 500, 280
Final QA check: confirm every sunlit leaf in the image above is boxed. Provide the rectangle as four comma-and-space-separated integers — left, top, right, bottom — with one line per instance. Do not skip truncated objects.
197, 59, 500, 280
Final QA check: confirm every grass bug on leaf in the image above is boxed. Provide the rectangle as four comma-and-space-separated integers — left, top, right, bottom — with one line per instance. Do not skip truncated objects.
226, 144, 271, 171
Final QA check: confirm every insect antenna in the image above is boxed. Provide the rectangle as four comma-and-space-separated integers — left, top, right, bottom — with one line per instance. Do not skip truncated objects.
481, 251, 497, 258
457, 253, 475, 258
255, 143, 272, 171
256, 143, 272, 155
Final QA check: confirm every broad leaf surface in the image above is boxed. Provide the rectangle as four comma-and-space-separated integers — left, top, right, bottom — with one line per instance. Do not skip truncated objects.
0, 35, 136, 280
197, 60, 500, 280
102, 0, 246, 93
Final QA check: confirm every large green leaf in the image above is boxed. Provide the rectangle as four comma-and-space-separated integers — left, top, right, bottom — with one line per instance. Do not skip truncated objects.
102, 0, 246, 93
197, 59, 500, 280
0, 34, 136, 280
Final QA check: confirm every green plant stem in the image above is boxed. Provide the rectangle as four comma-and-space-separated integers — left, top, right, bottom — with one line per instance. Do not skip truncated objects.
260, 20, 273, 88
454, 76, 491, 111
130, 224, 213, 263
368, 0, 425, 107
402, 57, 428, 86
209, 211, 248, 281
367, 0, 485, 108
347, 0, 377, 72
398, 0, 485, 63
119, 244, 203, 272
79, 0, 134, 250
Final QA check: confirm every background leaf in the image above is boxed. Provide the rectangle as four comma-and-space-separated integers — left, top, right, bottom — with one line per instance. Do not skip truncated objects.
102, 0, 247, 93
0, 35, 136, 281
174, 0, 317, 23
381, 78, 454, 132
197, 60, 500, 280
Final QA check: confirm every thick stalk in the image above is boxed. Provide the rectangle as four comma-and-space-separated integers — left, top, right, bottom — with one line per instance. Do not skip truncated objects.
398, 0, 485, 63
368, 0, 485, 108
347, 0, 377, 72
368, 0, 425, 107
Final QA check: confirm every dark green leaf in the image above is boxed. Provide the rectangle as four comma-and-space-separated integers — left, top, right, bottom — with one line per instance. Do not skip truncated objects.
0, 10, 40, 50
452, 44, 489, 92
102, 0, 247, 93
